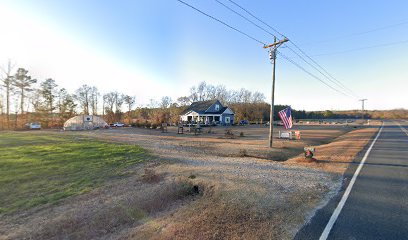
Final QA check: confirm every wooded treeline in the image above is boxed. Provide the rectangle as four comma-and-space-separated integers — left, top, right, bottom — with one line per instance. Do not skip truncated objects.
1, 63, 406, 130
0, 63, 137, 129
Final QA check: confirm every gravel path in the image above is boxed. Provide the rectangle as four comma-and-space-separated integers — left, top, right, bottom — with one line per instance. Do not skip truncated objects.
75, 127, 347, 239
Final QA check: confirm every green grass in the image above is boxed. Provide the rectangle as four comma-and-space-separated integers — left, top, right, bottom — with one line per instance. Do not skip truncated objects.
0, 131, 149, 214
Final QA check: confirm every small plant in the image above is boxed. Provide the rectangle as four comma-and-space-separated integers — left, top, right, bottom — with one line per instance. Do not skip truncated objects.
188, 174, 196, 179
224, 129, 235, 139
239, 131, 245, 137
142, 168, 161, 183
207, 127, 213, 134
239, 149, 247, 157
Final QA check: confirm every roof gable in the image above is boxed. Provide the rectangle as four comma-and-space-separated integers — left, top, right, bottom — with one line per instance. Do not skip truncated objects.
204, 100, 224, 113
181, 100, 214, 115
222, 107, 234, 115
181, 99, 227, 115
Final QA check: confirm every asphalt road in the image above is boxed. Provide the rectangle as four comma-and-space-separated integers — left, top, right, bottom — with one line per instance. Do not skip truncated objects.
295, 121, 408, 240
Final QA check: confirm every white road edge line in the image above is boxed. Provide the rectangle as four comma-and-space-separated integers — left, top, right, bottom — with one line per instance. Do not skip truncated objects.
319, 123, 384, 240
396, 122, 408, 136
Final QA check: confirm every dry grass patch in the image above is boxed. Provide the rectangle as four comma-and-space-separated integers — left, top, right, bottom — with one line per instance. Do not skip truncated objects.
123, 172, 335, 240
1, 166, 201, 240
285, 127, 379, 174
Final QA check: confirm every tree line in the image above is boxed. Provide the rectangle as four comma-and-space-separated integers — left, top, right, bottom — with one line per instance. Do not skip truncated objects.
0, 62, 136, 129
1, 63, 406, 130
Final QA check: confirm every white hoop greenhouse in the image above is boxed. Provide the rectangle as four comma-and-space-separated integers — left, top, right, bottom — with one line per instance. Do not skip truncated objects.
63, 115, 108, 131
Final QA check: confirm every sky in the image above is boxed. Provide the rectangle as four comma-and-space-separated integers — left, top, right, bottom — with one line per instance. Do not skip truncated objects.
0, 0, 407, 111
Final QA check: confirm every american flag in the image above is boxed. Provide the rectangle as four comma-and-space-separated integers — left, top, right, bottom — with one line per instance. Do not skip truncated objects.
278, 106, 293, 129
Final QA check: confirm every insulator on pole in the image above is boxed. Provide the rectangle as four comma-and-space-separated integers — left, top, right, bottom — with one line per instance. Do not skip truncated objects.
269, 49, 275, 60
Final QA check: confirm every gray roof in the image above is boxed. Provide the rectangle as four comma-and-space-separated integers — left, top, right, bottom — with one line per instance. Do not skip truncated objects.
181, 100, 227, 115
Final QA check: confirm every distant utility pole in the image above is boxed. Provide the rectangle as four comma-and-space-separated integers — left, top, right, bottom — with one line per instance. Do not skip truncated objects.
359, 99, 367, 120
264, 37, 289, 148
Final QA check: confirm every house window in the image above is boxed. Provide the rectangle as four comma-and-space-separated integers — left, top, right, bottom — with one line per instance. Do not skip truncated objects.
215, 104, 220, 111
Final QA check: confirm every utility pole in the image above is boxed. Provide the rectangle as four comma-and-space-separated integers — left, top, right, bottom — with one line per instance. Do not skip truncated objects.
264, 37, 289, 148
359, 99, 367, 120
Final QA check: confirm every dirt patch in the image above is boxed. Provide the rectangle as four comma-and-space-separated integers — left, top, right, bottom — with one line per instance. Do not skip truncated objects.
77, 124, 354, 161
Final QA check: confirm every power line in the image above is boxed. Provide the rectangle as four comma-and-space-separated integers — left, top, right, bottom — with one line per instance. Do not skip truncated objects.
214, 0, 276, 40
177, 0, 357, 98
226, 0, 285, 38
277, 51, 350, 97
312, 39, 408, 57
289, 41, 359, 98
218, 0, 357, 98
303, 19, 408, 46
176, 0, 266, 45
225, 0, 358, 98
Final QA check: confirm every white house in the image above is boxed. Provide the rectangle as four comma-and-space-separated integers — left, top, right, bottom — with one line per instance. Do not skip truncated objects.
180, 99, 235, 125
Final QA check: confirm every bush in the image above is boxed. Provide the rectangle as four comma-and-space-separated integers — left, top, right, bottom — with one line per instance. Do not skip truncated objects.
239, 149, 247, 157
224, 129, 235, 139
141, 169, 161, 183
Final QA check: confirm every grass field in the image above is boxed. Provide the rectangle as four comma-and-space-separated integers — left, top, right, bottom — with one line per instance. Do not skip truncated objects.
0, 131, 149, 215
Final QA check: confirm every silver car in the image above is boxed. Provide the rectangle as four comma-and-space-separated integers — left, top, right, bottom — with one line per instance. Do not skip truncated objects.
26, 122, 41, 130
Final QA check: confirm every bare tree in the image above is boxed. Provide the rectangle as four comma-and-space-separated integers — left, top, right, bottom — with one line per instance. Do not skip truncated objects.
149, 99, 159, 108
90, 86, 99, 115
215, 85, 228, 103
0, 60, 15, 125
0, 95, 3, 114
114, 92, 124, 112
197, 81, 207, 101
160, 96, 172, 109
13, 68, 37, 114
240, 88, 252, 103
103, 92, 116, 114
205, 84, 217, 100
251, 91, 265, 103
75, 84, 92, 115
177, 96, 191, 106
103, 91, 123, 122
123, 95, 135, 124
102, 94, 108, 117
189, 86, 198, 102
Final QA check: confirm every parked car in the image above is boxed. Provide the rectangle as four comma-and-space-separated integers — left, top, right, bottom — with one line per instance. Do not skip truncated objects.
111, 122, 125, 127
239, 120, 249, 125
25, 122, 41, 130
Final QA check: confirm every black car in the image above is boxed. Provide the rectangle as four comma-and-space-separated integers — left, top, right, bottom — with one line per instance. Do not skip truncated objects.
239, 120, 249, 125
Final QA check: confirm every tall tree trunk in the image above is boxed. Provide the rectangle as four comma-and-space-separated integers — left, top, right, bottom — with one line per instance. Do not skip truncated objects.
20, 88, 24, 114
6, 86, 10, 127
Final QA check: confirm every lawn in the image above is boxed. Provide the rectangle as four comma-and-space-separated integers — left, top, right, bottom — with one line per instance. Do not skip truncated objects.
0, 131, 149, 214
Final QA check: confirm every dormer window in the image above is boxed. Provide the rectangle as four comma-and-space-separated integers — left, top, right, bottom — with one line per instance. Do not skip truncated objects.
215, 104, 220, 111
